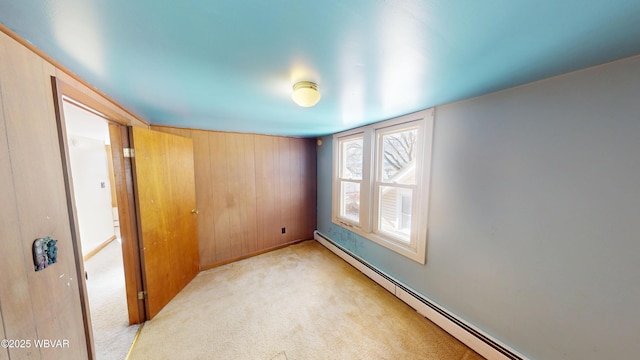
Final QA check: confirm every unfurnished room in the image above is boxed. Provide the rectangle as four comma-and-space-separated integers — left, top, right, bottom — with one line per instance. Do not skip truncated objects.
1, 1, 640, 359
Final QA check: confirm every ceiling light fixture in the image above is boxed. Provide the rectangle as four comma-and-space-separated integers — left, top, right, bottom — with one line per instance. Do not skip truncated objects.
292, 81, 321, 107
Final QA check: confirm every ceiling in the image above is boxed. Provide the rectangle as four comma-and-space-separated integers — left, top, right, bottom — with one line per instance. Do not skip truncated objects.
1, 1, 640, 137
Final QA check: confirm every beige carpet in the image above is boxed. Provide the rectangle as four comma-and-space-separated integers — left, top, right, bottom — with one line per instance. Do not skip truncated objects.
129, 240, 483, 359
84, 240, 140, 360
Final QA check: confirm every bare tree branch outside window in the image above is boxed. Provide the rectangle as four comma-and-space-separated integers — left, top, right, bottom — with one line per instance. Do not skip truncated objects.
342, 138, 363, 221
344, 139, 363, 179
382, 129, 416, 180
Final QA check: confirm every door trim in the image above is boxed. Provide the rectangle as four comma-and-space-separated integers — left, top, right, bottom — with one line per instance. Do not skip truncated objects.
51, 76, 147, 358
52, 75, 96, 360
109, 124, 146, 324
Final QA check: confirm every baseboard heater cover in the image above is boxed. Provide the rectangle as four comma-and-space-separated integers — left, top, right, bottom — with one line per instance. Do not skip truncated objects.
313, 230, 525, 360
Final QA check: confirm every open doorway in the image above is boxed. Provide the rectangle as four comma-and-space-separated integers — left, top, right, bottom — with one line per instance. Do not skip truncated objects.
62, 98, 140, 359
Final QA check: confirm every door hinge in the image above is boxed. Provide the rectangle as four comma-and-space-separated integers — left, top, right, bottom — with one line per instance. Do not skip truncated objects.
137, 291, 147, 300
123, 148, 135, 158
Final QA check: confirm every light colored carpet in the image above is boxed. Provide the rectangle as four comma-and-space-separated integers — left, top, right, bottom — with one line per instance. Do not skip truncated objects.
129, 240, 483, 359
84, 240, 140, 360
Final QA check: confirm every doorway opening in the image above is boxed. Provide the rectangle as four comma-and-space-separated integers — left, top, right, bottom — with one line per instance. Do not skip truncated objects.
62, 97, 140, 359
53, 75, 198, 358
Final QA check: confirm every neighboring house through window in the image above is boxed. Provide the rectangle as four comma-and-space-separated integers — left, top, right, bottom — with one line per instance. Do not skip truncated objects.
332, 109, 433, 263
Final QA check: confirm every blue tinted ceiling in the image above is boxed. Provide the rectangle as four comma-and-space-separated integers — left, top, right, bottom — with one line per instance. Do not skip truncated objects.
1, 1, 640, 136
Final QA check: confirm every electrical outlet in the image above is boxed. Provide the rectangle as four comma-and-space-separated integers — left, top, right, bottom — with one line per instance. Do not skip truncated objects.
281, 227, 286, 234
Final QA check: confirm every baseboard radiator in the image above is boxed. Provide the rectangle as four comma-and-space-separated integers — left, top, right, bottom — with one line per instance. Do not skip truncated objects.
314, 230, 525, 360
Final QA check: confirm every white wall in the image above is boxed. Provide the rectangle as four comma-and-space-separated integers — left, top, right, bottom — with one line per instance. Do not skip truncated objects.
64, 100, 115, 256
68, 136, 115, 256
317, 54, 640, 359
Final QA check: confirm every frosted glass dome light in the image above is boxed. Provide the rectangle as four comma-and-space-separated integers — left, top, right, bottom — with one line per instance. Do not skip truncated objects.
292, 81, 321, 107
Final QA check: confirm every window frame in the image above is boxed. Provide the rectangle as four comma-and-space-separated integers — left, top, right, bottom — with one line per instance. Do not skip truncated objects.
335, 133, 366, 227
332, 109, 434, 264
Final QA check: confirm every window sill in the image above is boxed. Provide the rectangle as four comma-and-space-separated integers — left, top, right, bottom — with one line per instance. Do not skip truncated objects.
332, 218, 426, 264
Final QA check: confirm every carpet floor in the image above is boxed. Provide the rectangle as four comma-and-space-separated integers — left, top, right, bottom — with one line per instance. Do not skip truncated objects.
129, 240, 483, 359
84, 240, 140, 360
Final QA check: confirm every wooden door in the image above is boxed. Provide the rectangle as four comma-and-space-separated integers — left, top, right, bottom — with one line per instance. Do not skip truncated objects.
130, 127, 199, 319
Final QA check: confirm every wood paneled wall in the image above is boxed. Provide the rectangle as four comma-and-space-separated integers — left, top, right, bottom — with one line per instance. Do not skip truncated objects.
0, 31, 88, 359
152, 126, 317, 268
0, 310, 6, 360
0, 25, 150, 358
0, 24, 314, 359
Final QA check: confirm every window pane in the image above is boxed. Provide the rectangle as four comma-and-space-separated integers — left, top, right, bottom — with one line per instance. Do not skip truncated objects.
380, 128, 418, 184
341, 181, 360, 222
378, 186, 412, 242
341, 138, 363, 180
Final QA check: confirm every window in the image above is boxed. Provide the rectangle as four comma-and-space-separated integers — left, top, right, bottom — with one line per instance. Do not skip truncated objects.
337, 135, 363, 224
332, 110, 433, 264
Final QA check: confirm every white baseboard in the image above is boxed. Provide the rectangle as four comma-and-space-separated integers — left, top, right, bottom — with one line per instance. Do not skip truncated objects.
314, 230, 525, 360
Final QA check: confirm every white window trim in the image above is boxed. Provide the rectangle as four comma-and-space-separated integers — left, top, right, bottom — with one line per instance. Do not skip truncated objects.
335, 132, 365, 226
332, 109, 434, 264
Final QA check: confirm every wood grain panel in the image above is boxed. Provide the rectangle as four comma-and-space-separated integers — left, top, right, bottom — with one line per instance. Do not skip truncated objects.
130, 127, 199, 319
1, 31, 88, 360
150, 126, 188, 138
279, 137, 293, 244
255, 135, 280, 249
224, 133, 244, 258
0, 69, 39, 360
209, 131, 232, 262
190, 130, 215, 268
241, 134, 259, 254
290, 138, 303, 241
152, 126, 317, 268
0, 310, 7, 360
224, 133, 258, 256
268, 136, 284, 249
254, 135, 272, 249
